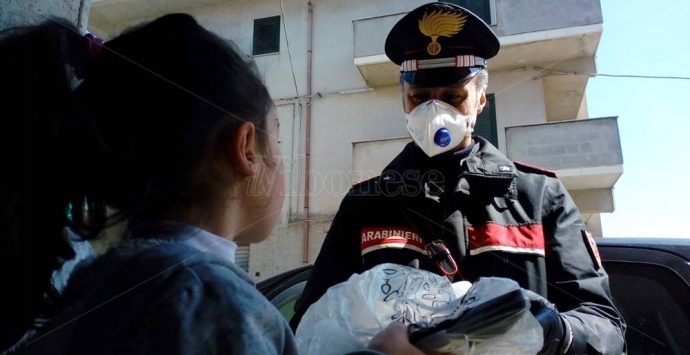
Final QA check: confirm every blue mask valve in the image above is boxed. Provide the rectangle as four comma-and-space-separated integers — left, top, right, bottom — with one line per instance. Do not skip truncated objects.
434, 128, 451, 147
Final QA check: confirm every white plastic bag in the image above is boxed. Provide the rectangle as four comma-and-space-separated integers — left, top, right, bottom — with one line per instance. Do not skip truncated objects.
295, 263, 543, 355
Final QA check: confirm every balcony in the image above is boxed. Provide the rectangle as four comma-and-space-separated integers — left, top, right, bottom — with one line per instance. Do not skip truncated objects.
505, 116, 623, 213
353, 0, 602, 120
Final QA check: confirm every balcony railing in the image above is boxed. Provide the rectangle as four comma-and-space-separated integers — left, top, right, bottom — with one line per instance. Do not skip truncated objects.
352, 0, 603, 87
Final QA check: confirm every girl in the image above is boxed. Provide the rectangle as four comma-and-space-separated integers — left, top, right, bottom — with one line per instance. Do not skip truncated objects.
2, 13, 289, 354
1, 13, 421, 355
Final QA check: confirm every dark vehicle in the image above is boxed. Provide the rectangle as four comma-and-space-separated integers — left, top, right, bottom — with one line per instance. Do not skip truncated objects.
596, 238, 690, 354
258, 238, 690, 354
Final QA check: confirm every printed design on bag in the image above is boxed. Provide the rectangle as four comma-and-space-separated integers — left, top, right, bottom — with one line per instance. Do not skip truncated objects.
468, 223, 545, 256
361, 227, 426, 256
377, 266, 457, 325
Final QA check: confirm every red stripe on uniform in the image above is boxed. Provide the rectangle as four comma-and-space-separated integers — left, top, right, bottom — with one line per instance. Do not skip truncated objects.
468, 223, 545, 251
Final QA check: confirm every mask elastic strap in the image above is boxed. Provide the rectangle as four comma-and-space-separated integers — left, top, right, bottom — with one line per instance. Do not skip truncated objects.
466, 92, 484, 136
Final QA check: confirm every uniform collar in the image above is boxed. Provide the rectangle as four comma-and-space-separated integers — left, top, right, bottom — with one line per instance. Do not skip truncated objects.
461, 136, 517, 179
424, 139, 476, 177
379, 136, 517, 198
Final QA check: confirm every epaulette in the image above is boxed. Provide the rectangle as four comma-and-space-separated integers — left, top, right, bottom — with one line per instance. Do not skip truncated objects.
350, 176, 379, 190
513, 161, 557, 178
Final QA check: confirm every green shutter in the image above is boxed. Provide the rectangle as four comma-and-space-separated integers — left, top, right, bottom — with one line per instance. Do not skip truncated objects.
441, 0, 492, 24
252, 16, 280, 55
474, 93, 498, 147
235, 245, 250, 272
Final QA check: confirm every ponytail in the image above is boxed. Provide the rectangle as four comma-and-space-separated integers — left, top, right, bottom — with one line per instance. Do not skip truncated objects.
0, 18, 89, 350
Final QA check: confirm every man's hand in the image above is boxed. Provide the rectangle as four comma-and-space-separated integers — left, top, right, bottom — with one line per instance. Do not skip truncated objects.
522, 289, 572, 354
368, 322, 425, 355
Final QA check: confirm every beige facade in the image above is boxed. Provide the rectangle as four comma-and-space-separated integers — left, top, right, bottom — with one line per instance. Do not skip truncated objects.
1, 0, 90, 30
89, 0, 622, 281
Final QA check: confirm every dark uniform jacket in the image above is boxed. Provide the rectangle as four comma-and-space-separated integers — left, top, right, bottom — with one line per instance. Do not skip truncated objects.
293, 137, 625, 354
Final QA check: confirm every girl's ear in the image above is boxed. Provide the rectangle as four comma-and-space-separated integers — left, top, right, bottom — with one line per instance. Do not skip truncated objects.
228, 122, 258, 177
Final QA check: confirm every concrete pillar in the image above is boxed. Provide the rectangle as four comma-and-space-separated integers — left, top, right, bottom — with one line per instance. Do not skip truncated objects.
585, 213, 603, 238
541, 57, 596, 122
1, 0, 90, 31
570, 188, 615, 214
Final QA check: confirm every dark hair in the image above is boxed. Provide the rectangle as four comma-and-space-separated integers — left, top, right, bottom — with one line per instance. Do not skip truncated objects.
0, 14, 273, 349
76, 14, 274, 228
0, 19, 86, 349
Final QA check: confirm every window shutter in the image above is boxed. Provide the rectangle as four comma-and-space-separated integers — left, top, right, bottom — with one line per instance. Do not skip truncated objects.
474, 93, 498, 147
252, 16, 280, 55
441, 0, 492, 24
235, 245, 250, 272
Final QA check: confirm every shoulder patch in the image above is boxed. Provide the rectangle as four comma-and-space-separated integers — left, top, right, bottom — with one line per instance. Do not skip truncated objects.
582, 230, 602, 269
513, 161, 557, 178
351, 176, 379, 190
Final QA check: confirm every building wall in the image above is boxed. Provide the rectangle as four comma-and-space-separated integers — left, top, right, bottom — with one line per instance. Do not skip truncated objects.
490, 70, 548, 151
191, 0, 431, 100
494, 0, 602, 36
308, 86, 407, 215
1, 0, 89, 30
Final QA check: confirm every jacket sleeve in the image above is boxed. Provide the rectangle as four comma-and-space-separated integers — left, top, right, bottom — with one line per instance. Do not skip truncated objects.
542, 179, 625, 354
131, 262, 299, 355
35, 253, 299, 355
290, 192, 364, 331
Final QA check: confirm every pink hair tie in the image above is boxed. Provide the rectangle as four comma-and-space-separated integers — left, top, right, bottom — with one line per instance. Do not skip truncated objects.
84, 33, 104, 59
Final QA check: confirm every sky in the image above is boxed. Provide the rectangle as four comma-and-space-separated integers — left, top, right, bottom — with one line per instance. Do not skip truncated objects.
586, 0, 690, 238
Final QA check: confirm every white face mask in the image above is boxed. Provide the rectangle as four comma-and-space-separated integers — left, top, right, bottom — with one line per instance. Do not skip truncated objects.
405, 99, 476, 157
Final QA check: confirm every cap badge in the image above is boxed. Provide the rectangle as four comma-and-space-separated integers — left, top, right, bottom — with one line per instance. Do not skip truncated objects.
418, 10, 467, 56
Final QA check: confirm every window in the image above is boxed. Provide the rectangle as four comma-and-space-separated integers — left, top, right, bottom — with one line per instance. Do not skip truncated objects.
442, 0, 495, 25
474, 93, 498, 147
235, 244, 250, 272
252, 16, 280, 55
604, 262, 690, 353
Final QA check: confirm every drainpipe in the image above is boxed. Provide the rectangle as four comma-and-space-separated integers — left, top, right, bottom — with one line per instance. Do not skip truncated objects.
302, 0, 314, 264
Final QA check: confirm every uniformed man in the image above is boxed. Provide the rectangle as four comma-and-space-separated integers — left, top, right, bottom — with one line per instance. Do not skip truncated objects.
292, 2, 625, 354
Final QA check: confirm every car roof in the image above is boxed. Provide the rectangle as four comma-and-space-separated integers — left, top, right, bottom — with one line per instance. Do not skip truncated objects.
597, 237, 690, 260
